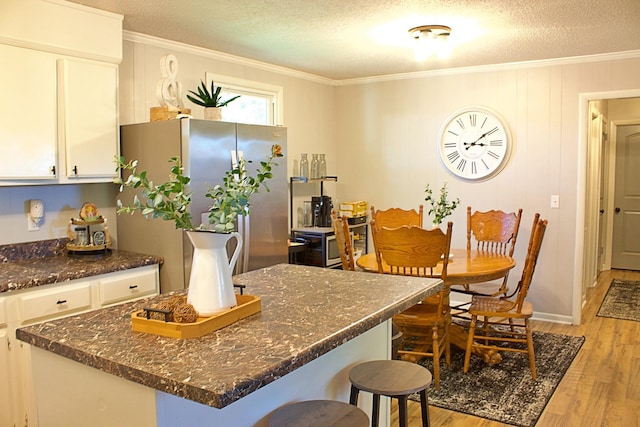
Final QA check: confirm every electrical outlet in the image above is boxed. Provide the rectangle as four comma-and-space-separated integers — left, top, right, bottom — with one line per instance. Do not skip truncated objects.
550, 195, 560, 209
27, 214, 40, 231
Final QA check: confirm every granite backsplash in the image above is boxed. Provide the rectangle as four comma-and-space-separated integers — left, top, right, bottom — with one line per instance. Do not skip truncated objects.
0, 238, 70, 262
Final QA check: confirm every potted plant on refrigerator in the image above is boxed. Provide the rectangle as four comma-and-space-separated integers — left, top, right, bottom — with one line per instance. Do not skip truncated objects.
114, 144, 282, 316
424, 182, 460, 228
186, 80, 241, 120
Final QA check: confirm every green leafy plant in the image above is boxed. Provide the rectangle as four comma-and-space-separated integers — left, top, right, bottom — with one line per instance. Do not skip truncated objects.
186, 80, 240, 108
115, 144, 283, 232
424, 183, 460, 226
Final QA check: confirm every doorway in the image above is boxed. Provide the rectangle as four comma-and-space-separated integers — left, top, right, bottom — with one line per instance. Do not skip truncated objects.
577, 91, 640, 325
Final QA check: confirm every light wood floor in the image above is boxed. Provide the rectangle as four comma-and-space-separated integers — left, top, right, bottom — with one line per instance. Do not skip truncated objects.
390, 269, 640, 426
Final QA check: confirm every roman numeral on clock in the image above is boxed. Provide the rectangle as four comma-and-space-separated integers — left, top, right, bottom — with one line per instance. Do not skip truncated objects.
469, 114, 476, 126
489, 140, 503, 146
447, 151, 460, 163
456, 118, 465, 129
488, 151, 500, 160
471, 161, 477, 175
457, 159, 467, 172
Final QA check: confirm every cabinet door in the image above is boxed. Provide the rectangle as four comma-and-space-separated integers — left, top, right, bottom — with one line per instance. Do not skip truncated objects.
61, 58, 118, 180
0, 44, 57, 180
0, 329, 17, 427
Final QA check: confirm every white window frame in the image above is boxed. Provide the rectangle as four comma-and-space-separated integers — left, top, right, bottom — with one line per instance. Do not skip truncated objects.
205, 72, 284, 126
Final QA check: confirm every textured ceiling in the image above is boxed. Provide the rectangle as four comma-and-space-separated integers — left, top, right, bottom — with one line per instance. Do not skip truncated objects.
67, 0, 640, 80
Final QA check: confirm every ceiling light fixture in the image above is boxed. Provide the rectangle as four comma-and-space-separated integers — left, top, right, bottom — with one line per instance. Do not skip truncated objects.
409, 25, 452, 61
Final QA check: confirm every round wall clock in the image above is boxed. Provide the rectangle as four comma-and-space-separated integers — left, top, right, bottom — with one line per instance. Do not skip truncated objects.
437, 106, 512, 181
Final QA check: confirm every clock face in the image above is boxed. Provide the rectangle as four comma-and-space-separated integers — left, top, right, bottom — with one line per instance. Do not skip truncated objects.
438, 107, 512, 181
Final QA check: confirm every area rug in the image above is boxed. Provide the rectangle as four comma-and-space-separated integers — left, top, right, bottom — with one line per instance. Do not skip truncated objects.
597, 279, 640, 322
411, 330, 585, 427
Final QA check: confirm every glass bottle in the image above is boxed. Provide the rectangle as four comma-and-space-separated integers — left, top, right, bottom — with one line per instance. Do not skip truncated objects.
311, 154, 319, 179
292, 159, 299, 177
299, 154, 309, 179
318, 154, 327, 178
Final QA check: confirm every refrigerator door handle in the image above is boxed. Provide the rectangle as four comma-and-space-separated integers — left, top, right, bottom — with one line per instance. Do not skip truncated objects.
236, 214, 251, 274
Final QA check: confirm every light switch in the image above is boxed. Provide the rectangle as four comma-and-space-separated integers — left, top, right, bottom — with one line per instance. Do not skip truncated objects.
550, 195, 560, 209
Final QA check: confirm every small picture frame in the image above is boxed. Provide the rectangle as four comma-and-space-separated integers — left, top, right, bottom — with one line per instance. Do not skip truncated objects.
93, 230, 106, 246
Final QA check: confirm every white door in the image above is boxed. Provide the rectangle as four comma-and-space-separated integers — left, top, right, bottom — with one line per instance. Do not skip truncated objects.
597, 118, 608, 272
583, 110, 605, 293
611, 125, 640, 270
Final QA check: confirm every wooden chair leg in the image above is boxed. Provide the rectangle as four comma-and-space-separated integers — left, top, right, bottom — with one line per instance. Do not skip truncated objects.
431, 324, 440, 390
525, 319, 537, 380
418, 389, 430, 427
463, 316, 477, 373
444, 323, 451, 367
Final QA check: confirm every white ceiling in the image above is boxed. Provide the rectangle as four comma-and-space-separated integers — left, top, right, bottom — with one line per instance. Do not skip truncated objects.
68, 0, 640, 80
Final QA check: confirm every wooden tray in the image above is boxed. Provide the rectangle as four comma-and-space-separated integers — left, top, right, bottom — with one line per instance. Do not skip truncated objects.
131, 294, 261, 338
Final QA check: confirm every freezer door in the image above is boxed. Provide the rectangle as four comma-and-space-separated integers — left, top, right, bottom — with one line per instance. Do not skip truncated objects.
236, 123, 288, 272
185, 120, 236, 228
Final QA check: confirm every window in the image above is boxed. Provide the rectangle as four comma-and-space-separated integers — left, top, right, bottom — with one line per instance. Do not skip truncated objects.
205, 73, 283, 126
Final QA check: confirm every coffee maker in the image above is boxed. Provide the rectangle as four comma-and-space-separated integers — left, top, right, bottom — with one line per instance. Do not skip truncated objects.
311, 195, 332, 227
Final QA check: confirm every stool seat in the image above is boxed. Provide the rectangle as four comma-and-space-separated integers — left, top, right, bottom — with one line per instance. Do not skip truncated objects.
349, 360, 432, 427
269, 399, 369, 427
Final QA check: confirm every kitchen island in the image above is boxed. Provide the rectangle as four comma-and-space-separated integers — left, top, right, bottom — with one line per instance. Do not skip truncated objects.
17, 263, 441, 427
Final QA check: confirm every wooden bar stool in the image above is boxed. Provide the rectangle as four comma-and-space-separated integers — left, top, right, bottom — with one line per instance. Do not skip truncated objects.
269, 399, 369, 427
349, 360, 431, 427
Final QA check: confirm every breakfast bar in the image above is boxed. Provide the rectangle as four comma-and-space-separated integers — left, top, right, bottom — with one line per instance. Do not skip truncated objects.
16, 263, 441, 427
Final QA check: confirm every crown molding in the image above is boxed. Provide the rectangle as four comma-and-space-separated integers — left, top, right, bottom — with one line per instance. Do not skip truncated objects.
336, 50, 640, 86
123, 31, 640, 88
123, 31, 335, 86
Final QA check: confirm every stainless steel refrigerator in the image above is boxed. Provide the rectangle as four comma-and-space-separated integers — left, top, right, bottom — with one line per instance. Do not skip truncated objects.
117, 118, 288, 293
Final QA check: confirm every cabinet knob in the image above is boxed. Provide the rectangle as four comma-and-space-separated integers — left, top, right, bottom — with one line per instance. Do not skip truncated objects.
72, 165, 78, 175
129, 284, 138, 289
56, 299, 67, 305
50, 165, 56, 175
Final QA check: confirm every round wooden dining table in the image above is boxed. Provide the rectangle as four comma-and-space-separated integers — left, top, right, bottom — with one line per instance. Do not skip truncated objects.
356, 248, 516, 364
356, 248, 515, 286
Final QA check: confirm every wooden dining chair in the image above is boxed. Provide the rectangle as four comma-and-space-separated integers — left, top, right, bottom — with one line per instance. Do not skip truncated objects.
370, 205, 424, 230
371, 220, 453, 390
463, 215, 547, 380
330, 209, 356, 271
452, 206, 523, 298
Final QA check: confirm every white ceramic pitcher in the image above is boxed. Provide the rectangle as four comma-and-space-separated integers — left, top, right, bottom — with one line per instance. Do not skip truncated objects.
186, 229, 242, 316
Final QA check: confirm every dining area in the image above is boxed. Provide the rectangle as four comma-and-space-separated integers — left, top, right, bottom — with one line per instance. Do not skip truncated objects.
331, 199, 549, 425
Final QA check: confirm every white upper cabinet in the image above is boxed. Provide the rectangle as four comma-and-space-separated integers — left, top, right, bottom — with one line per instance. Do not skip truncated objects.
0, 0, 122, 186
61, 58, 119, 180
0, 44, 58, 180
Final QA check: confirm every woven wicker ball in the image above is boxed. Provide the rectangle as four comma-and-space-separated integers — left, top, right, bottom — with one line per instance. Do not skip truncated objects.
173, 303, 198, 323
166, 295, 186, 311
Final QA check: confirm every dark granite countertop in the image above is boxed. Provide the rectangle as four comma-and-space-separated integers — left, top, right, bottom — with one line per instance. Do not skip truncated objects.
0, 238, 163, 293
16, 263, 441, 409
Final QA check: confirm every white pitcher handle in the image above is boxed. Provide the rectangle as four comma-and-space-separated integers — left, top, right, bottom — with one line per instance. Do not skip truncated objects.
228, 231, 243, 272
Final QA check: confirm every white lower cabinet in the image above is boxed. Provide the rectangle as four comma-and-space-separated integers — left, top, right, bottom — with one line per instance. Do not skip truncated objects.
3, 264, 159, 427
